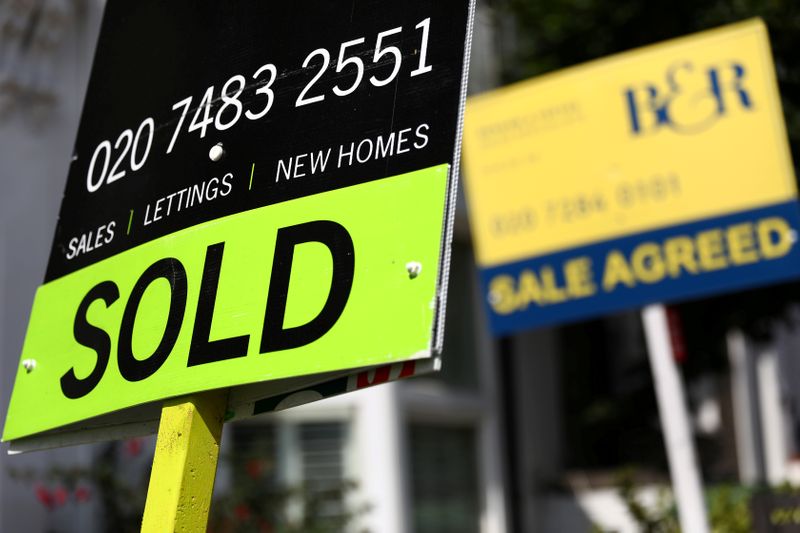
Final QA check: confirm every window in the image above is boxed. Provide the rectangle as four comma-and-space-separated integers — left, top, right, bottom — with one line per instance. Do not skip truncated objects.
222, 420, 352, 531
299, 422, 348, 519
410, 424, 481, 533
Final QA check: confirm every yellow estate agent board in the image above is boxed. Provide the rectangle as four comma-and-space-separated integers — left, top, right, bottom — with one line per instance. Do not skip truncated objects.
463, 19, 800, 335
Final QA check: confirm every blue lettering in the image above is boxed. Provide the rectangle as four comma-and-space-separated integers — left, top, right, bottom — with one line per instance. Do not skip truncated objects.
627, 60, 753, 136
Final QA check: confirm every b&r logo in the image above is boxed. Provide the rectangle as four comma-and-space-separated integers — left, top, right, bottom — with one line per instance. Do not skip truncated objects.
625, 61, 753, 135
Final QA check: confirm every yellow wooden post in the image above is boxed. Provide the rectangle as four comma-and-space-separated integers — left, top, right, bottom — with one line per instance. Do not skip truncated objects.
141, 389, 229, 533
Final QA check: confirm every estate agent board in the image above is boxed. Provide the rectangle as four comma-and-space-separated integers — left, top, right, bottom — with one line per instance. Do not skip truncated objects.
4, 0, 475, 446
463, 20, 800, 335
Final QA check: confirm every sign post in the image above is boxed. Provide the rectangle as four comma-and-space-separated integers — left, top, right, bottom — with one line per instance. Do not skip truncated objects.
141, 390, 227, 532
642, 304, 709, 533
2, 0, 476, 528
463, 19, 799, 530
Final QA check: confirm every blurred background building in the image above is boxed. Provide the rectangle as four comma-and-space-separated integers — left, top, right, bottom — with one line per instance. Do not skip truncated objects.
3, 0, 800, 532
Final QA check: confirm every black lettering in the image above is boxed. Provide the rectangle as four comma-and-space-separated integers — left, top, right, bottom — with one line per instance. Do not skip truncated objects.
261, 221, 354, 352
188, 243, 249, 366
118, 258, 187, 381
61, 281, 119, 399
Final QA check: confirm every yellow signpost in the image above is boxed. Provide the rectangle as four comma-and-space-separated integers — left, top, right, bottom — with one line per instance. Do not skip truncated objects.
141, 391, 227, 532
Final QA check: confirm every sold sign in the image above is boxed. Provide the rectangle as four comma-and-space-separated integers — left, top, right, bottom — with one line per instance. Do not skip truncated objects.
3, 0, 474, 443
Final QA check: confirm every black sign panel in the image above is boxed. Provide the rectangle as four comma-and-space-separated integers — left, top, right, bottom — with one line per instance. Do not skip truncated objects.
47, 0, 471, 282
752, 492, 800, 532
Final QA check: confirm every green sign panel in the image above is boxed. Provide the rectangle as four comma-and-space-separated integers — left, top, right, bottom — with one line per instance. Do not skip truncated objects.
5, 166, 448, 441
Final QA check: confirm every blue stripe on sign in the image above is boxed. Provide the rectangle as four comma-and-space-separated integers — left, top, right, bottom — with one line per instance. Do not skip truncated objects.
480, 200, 800, 336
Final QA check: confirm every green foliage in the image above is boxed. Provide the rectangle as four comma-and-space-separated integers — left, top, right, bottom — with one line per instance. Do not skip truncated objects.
605, 470, 681, 533
9, 438, 370, 533
8, 440, 149, 533
208, 438, 370, 533
707, 485, 753, 533
594, 471, 755, 532
209, 479, 370, 533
